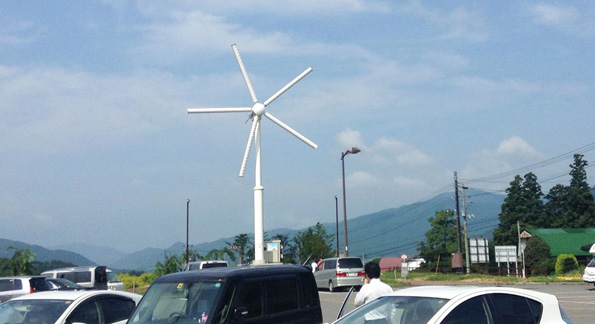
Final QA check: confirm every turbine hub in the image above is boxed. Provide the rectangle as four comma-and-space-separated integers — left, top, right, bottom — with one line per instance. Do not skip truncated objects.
252, 102, 265, 116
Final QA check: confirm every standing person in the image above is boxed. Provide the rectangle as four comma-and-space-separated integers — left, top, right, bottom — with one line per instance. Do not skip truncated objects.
354, 262, 393, 307
311, 258, 318, 273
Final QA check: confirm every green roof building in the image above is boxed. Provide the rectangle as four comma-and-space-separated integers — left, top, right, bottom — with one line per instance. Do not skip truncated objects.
526, 228, 595, 258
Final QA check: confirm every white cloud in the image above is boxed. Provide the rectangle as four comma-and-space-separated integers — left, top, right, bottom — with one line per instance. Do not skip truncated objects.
529, 4, 578, 27
462, 137, 545, 185
495, 136, 541, 157
337, 129, 366, 150
399, 0, 489, 42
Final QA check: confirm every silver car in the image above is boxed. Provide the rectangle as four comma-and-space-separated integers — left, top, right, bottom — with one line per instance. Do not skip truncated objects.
0, 276, 51, 303
314, 257, 364, 292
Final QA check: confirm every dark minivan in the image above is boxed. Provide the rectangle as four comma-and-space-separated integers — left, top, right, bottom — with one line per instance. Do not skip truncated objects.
127, 265, 323, 324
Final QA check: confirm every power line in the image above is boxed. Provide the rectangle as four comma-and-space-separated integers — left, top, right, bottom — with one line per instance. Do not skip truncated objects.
462, 141, 595, 183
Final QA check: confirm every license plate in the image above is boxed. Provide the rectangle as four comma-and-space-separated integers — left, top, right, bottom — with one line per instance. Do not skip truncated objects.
347, 273, 357, 276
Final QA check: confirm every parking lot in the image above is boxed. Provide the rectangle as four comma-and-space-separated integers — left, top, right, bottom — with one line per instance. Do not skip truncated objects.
319, 283, 595, 324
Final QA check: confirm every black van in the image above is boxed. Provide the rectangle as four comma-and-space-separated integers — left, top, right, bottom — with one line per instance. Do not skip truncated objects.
127, 265, 323, 324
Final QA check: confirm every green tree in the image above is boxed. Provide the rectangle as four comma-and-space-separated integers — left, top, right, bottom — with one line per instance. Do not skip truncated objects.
154, 252, 183, 277
227, 234, 251, 265
493, 173, 544, 246
4, 247, 36, 275
290, 223, 334, 264
523, 235, 551, 274
546, 154, 595, 227
419, 210, 457, 265
205, 247, 236, 262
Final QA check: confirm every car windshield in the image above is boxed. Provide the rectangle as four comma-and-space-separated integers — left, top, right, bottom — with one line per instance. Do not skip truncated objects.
338, 258, 363, 268
335, 295, 448, 324
587, 258, 595, 267
0, 299, 70, 324
107, 272, 121, 283
128, 280, 224, 324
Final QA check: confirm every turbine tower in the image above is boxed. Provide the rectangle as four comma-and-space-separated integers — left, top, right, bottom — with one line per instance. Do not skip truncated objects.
188, 44, 317, 264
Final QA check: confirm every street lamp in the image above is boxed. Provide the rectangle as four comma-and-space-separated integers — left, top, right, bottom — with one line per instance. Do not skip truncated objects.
335, 195, 339, 257
341, 147, 361, 257
186, 199, 190, 265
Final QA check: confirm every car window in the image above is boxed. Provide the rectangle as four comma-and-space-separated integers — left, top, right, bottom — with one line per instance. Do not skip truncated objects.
0, 279, 14, 292
588, 258, 595, 267
326, 260, 337, 269
30, 278, 50, 292
98, 297, 137, 324
489, 293, 541, 324
235, 281, 263, 319
67, 300, 101, 324
59, 271, 92, 284
335, 296, 447, 324
299, 273, 320, 308
0, 299, 70, 323
338, 258, 363, 268
442, 296, 491, 324
203, 263, 227, 269
128, 280, 223, 323
266, 277, 298, 314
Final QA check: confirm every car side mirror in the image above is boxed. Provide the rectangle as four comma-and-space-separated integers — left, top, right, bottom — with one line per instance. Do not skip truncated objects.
233, 306, 249, 319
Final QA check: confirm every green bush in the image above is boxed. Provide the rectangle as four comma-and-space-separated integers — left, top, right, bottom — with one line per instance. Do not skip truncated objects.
555, 254, 578, 275
119, 272, 158, 290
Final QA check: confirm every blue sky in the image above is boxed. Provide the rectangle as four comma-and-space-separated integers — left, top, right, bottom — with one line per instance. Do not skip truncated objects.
1, 1, 594, 253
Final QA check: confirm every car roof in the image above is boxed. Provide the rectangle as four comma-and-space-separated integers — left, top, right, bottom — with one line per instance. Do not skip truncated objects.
41, 266, 112, 272
0, 276, 46, 280
157, 265, 311, 283
9, 290, 142, 302
389, 285, 557, 301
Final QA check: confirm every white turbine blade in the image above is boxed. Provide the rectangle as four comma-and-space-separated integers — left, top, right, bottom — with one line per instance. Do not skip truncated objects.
264, 112, 318, 149
232, 44, 258, 104
239, 118, 259, 177
263, 67, 313, 106
187, 107, 252, 114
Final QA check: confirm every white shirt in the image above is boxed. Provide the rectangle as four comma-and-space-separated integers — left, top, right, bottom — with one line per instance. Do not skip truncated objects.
354, 278, 393, 307
311, 262, 318, 272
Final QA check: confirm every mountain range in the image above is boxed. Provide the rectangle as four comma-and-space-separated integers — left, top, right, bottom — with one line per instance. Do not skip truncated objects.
0, 189, 507, 272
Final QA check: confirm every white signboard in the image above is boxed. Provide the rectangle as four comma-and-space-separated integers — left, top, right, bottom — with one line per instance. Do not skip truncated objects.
495, 246, 517, 263
469, 237, 489, 264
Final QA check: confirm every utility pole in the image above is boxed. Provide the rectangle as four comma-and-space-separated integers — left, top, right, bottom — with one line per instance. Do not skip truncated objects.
186, 199, 190, 265
462, 186, 470, 274
454, 172, 462, 253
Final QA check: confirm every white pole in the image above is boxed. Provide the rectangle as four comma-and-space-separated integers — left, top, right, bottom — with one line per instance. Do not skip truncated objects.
253, 118, 265, 264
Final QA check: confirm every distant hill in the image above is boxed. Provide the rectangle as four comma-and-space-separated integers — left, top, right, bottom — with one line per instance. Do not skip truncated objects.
0, 238, 95, 267
50, 242, 127, 266
335, 188, 504, 259
0, 189, 507, 272
107, 189, 504, 271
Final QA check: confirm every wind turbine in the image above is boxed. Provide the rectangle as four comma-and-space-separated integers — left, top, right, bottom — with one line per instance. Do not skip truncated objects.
188, 44, 318, 265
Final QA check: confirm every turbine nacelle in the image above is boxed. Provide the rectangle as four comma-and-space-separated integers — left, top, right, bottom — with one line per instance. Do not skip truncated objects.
252, 102, 266, 116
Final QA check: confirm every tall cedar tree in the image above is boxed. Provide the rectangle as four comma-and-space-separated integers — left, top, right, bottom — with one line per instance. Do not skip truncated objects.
493, 172, 544, 246
546, 154, 595, 227
419, 210, 458, 264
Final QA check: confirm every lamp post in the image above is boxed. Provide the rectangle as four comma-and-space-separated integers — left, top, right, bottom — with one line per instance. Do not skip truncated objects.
335, 195, 339, 257
341, 147, 361, 257
186, 199, 190, 265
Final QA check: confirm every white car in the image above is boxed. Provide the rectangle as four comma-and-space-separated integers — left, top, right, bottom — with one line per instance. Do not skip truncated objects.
333, 285, 574, 324
0, 290, 141, 324
582, 257, 595, 286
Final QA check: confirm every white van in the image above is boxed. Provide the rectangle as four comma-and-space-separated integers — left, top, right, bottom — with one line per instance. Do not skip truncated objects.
41, 266, 124, 291
183, 260, 228, 271
583, 244, 595, 286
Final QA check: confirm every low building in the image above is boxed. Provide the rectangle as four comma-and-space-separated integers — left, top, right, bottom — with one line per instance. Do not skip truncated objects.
525, 228, 595, 264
